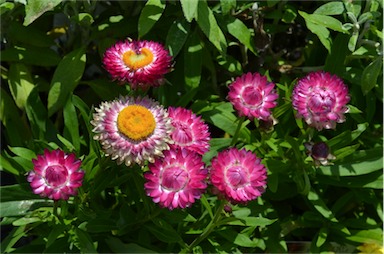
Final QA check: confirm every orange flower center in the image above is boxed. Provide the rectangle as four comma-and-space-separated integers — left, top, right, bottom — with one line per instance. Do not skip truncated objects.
122, 48, 154, 70
117, 105, 156, 141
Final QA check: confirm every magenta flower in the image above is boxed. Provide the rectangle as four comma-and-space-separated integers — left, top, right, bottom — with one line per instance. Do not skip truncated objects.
103, 39, 172, 89
168, 107, 210, 155
91, 96, 173, 166
27, 149, 84, 200
144, 148, 208, 210
228, 72, 278, 121
292, 71, 350, 130
210, 148, 267, 203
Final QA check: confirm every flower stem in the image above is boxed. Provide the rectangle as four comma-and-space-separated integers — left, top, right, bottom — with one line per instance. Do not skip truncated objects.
184, 200, 226, 252
231, 117, 245, 146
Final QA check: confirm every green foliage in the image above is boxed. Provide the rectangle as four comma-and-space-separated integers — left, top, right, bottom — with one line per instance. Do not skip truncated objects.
1, 0, 382, 253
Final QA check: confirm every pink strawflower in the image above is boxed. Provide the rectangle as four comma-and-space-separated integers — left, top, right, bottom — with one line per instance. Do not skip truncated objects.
27, 149, 84, 200
91, 96, 173, 166
168, 107, 210, 155
103, 39, 172, 89
144, 148, 208, 210
292, 71, 350, 130
228, 72, 278, 121
210, 148, 267, 203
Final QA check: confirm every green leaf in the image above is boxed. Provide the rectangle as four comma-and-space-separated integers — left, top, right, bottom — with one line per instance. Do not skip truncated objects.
8, 63, 35, 110
180, 0, 198, 22
146, 218, 182, 243
0, 2, 15, 15
46, 224, 66, 248
105, 237, 156, 253
75, 228, 97, 253
12, 217, 41, 226
196, 0, 227, 53
315, 227, 328, 247
361, 56, 382, 95
63, 96, 80, 151
299, 11, 347, 33
8, 147, 36, 161
0, 184, 38, 202
216, 54, 242, 75
225, 16, 257, 55
220, 0, 236, 15
0, 154, 20, 176
1, 45, 60, 67
138, 0, 166, 38
1, 225, 27, 253
24, 0, 62, 26
347, 228, 383, 244
348, 31, 359, 52
78, 219, 117, 233
313, 2, 345, 15
305, 20, 332, 52
26, 88, 48, 139
48, 48, 86, 116
317, 171, 382, 189
308, 189, 339, 223
184, 31, 202, 90
1, 200, 52, 217
7, 21, 55, 47
166, 18, 190, 57
324, 34, 350, 76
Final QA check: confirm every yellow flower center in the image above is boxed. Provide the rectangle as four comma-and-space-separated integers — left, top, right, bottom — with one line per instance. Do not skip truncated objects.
117, 105, 156, 141
122, 48, 154, 70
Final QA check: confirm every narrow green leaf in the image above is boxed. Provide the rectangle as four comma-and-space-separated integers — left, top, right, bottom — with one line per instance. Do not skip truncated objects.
305, 20, 332, 52
324, 34, 350, 76
57, 134, 75, 152
361, 56, 382, 95
1, 225, 27, 253
196, 0, 227, 53
78, 219, 117, 233
226, 16, 257, 55
1, 2, 15, 15
0, 87, 30, 146
12, 217, 41, 226
7, 21, 55, 47
308, 189, 339, 223
0, 184, 38, 202
138, 0, 166, 38
1, 200, 52, 217
8, 63, 34, 110
317, 171, 382, 189
347, 228, 383, 244
48, 48, 86, 116
0, 154, 20, 176
146, 218, 182, 243
75, 228, 97, 253
216, 54, 242, 75
8, 147, 36, 161
105, 237, 156, 253
63, 96, 80, 151
220, 0, 236, 15
299, 11, 347, 33
166, 18, 190, 57
315, 227, 328, 247
24, 0, 62, 26
46, 224, 66, 248
348, 32, 359, 52
184, 31, 202, 90
26, 88, 48, 139
314, 2, 345, 15
180, 0, 198, 22
1, 45, 60, 67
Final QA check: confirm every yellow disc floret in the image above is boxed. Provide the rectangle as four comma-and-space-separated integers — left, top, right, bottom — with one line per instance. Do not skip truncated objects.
117, 105, 156, 141
122, 48, 154, 70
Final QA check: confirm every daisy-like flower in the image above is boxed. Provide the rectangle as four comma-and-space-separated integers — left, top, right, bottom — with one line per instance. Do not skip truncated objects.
144, 148, 208, 210
228, 72, 279, 121
91, 96, 173, 166
210, 148, 267, 203
103, 39, 172, 89
292, 71, 350, 130
168, 107, 210, 155
27, 149, 84, 200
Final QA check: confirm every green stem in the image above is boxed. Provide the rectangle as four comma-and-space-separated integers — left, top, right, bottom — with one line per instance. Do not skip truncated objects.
231, 117, 245, 146
185, 200, 226, 252
53, 200, 65, 225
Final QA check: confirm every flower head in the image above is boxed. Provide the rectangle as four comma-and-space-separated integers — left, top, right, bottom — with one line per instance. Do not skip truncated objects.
168, 107, 210, 155
305, 141, 335, 166
103, 39, 172, 89
210, 148, 267, 203
27, 149, 84, 200
144, 148, 208, 210
91, 96, 173, 166
228, 72, 278, 121
292, 71, 350, 130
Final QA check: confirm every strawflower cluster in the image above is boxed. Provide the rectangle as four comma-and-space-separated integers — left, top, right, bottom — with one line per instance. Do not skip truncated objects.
27, 39, 351, 212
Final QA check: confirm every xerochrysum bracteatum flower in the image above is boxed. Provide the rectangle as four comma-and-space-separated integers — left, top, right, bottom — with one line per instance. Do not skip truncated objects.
228, 72, 278, 121
144, 148, 208, 210
168, 107, 210, 155
103, 39, 172, 89
27, 149, 84, 200
91, 96, 173, 166
292, 71, 350, 130
210, 148, 267, 203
